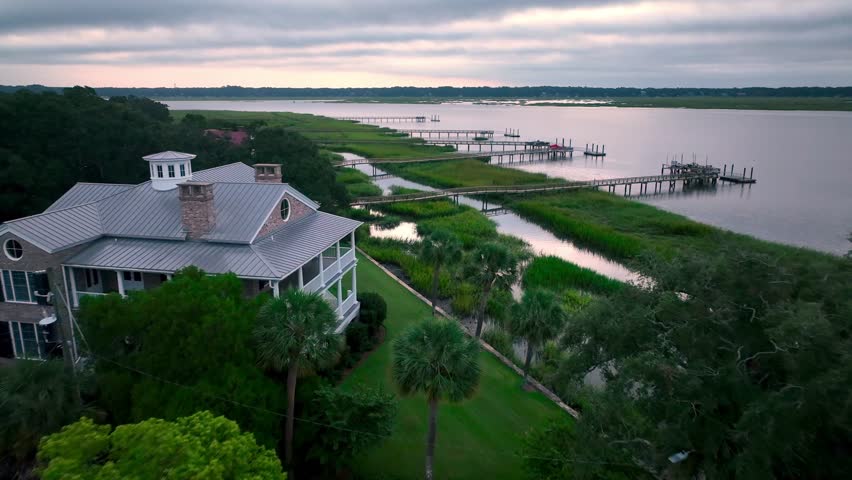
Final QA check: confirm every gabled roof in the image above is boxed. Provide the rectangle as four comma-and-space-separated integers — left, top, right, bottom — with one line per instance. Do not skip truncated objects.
0, 162, 322, 253
46, 183, 135, 212
253, 211, 362, 277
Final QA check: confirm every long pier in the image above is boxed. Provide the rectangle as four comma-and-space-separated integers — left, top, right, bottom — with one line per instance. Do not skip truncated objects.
336, 116, 428, 123
351, 171, 720, 206
397, 129, 494, 138
337, 148, 570, 167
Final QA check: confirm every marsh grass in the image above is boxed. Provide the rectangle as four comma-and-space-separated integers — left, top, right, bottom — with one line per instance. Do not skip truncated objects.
523, 256, 623, 295
417, 209, 499, 248
337, 167, 383, 197
381, 159, 557, 188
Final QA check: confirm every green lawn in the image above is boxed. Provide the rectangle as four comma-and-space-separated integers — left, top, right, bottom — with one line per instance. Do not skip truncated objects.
344, 252, 564, 480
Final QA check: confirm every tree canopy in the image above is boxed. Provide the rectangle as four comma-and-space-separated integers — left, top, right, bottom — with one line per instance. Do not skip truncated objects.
0, 360, 84, 471
544, 250, 852, 479
79, 267, 286, 447
37, 411, 286, 479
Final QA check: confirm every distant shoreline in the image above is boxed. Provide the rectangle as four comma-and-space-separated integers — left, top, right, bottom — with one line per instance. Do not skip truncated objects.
159, 96, 852, 112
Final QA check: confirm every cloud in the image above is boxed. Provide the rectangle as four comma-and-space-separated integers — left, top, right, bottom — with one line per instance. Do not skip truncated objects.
0, 0, 850, 87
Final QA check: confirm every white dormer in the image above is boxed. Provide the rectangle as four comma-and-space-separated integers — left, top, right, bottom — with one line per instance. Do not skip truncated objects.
143, 151, 196, 191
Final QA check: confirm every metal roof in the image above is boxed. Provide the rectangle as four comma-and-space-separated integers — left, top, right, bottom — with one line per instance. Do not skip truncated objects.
99, 183, 185, 240
253, 211, 362, 277
1, 162, 326, 254
142, 151, 196, 162
67, 237, 276, 279
66, 212, 362, 279
0, 203, 103, 252
192, 162, 255, 183
202, 183, 287, 243
46, 183, 135, 212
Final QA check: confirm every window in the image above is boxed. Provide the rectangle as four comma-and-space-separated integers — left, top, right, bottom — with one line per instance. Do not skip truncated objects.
4, 239, 22, 260
168, 164, 175, 178
85, 269, 100, 288
123, 271, 141, 282
156, 165, 163, 178
179, 163, 186, 176
280, 198, 291, 221
1, 270, 36, 303
7, 322, 47, 360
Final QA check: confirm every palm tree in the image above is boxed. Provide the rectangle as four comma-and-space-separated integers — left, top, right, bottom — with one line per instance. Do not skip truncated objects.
509, 288, 567, 383
253, 289, 341, 466
465, 242, 520, 338
392, 319, 481, 480
419, 229, 462, 316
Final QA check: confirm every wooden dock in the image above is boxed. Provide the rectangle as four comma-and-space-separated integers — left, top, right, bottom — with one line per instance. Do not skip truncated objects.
584, 143, 606, 156
719, 163, 757, 183
335, 116, 429, 123
336, 148, 568, 168
396, 129, 494, 138
351, 171, 720, 206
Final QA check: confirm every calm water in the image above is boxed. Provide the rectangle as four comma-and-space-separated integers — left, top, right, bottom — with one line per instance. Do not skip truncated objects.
167, 100, 852, 254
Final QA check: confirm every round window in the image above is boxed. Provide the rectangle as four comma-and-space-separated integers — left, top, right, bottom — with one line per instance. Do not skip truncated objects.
280, 199, 291, 221
4, 239, 23, 261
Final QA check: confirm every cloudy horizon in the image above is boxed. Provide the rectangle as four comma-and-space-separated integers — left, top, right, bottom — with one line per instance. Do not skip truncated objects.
1, 0, 851, 88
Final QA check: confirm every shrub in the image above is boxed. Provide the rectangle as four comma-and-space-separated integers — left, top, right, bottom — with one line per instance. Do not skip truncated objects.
486, 289, 516, 327
481, 327, 519, 364
450, 282, 477, 317
358, 292, 387, 334
346, 321, 375, 355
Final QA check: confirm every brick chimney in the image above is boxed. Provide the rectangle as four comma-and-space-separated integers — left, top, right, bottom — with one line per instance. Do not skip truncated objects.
178, 182, 216, 239
254, 164, 282, 183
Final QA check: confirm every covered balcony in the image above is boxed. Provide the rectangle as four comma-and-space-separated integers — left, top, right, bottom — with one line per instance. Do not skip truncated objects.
67, 267, 170, 307
275, 231, 359, 331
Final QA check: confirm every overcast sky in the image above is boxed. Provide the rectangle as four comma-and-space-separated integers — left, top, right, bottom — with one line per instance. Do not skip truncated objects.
1, 0, 851, 88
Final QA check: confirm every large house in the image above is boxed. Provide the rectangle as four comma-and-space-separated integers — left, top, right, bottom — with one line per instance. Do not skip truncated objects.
0, 151, 362, 361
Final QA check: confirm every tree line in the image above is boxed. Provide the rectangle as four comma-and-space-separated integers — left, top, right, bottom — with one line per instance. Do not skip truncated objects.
0, 87, 347, 223
3, 84, 852, 99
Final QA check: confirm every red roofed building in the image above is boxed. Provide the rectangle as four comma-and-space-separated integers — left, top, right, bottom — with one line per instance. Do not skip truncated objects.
204, 129, 249, 146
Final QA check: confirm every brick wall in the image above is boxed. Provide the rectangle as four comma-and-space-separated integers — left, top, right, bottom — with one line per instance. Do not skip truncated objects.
179, 184, 216, 239
256, 193, 314, 238
0, 233, 89, 273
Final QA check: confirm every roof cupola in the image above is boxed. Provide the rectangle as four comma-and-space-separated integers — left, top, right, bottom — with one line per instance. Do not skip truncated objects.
143, 151, 196, 191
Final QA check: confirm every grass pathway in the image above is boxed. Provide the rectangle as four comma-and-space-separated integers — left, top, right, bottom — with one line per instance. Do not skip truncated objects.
342, 252, 564, 480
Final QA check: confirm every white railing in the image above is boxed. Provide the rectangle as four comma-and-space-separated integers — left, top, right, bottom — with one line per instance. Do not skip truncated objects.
303, 272, 323, 293
340, 291, 356, 316
340, 248, 355, 267
322, 261, 339, 282
76, 291, 108, 303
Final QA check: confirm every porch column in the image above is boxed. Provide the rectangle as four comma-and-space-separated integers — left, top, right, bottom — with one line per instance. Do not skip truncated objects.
116, 271, 125, 296
166, 274, 173, 281
69, 267, 79, 308
351, 265, 357, 298
319, 254, 325, 286
336, 278, 343, 317
336, 241, 342, 273
351, 231, 356, 249
298, 267, 304, 289
272, 281, 280, 298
